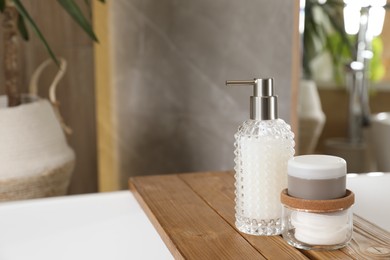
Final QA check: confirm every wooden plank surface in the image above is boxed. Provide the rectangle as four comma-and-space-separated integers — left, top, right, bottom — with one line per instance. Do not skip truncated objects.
129, 171, 390, 259
180, 172, 308, 260
180, 172, 356, 260
343, 215, 390, 259
130, 174, 266, 259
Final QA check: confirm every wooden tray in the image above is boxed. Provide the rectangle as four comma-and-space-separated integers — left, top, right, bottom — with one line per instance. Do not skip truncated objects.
129, 171, 390, 259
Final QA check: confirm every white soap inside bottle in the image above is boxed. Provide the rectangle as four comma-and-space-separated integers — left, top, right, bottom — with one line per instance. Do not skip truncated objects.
227, 78, 295, 236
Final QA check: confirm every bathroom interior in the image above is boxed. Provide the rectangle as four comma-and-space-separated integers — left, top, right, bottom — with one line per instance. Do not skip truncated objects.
0, 0, 389, 258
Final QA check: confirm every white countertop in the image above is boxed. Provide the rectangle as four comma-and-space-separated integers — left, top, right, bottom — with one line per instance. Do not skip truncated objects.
0, 173, 388, 260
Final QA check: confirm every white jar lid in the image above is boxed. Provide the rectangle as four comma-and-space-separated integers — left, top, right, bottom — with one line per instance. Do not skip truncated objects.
288, 155, 346, 180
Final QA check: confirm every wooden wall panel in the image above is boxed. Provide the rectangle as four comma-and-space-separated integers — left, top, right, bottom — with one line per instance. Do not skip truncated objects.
93, 1, 120, 191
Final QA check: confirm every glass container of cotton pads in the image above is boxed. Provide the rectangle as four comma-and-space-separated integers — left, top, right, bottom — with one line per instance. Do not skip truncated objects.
281, 155, 355, 250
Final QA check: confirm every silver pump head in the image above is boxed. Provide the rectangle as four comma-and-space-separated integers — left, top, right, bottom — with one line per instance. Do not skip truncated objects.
226, 78, 278, 120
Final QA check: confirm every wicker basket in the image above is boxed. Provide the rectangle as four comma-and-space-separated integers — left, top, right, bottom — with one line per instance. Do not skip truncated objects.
0, 59, 75, 201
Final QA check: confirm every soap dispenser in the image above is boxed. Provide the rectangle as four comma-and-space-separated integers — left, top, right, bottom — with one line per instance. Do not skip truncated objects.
226, 78, 295, 236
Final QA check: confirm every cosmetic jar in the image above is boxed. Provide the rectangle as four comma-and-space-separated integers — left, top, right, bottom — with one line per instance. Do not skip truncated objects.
287, 155, 346, 200
281, 189, 354, 250
281, 155, 355, 250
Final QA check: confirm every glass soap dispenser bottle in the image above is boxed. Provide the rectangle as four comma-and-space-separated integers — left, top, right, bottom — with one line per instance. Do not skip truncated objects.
226, 78, 295, 236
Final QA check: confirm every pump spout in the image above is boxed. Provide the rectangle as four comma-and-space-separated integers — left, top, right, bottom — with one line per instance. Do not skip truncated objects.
226, 78, 278, 120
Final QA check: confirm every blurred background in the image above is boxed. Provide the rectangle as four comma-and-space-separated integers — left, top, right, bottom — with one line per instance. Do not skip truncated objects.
0, 0, 298, 195
1, 0, 389, 196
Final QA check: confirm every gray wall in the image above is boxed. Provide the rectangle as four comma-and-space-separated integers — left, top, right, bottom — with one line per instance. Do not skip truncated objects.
109, 0, 299, 187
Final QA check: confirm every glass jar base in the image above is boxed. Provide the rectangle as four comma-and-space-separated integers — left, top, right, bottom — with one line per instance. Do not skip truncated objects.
283, 230, 349, 251
235, 215, 282, 236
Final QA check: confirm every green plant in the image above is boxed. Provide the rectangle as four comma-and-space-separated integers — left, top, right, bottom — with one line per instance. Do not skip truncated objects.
303, 0, 354, 80
0, 0, 104, 106
303, 0, 385, 84
0, 0, 104, 64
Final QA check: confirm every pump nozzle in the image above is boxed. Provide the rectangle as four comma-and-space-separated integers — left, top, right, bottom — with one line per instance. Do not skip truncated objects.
226, 78, 278, 120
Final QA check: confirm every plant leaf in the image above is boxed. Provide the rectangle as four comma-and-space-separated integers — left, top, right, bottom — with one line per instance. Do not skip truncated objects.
322, 3, 355, 58
11, 0, 59, 65
370, 37, 385, 82
0, 0, 5, 12
17, 14, 29, 41
57, 0, 98, 42
83, 0, 92, 19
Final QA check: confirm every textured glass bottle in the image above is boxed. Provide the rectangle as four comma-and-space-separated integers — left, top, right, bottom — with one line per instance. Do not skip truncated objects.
227, 78, 295, 236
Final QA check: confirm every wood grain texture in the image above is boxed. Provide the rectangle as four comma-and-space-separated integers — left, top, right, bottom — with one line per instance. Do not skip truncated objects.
130, 171, 390, 259
343, 215, 390, 259
93, 0, 120, 191
130, 174, 266, 259
180, 172, 308, 260
180, 172, 352, 259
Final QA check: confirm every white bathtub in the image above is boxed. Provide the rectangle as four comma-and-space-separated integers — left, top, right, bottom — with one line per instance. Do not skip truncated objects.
347, 172, 390, 231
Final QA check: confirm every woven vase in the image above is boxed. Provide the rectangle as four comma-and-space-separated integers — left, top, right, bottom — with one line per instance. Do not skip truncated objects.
0, 94, 75, 201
